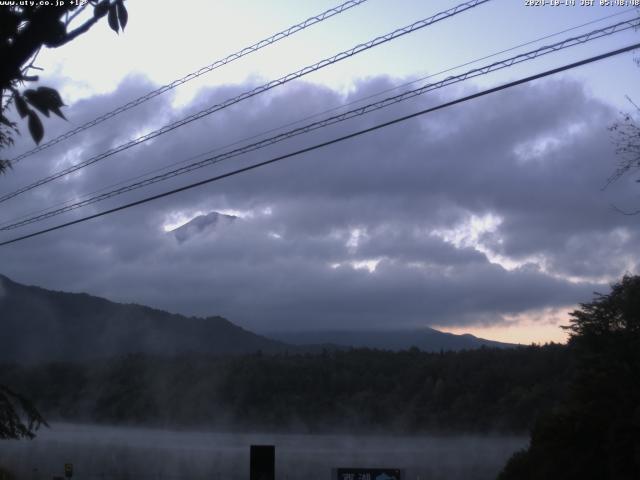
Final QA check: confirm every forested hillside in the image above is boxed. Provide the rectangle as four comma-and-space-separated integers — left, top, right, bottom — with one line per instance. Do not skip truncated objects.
0, 274, 290, 362
0, 344, 571, 434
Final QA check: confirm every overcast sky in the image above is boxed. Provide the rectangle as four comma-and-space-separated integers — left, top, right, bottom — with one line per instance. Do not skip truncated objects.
1, 0, 639, 343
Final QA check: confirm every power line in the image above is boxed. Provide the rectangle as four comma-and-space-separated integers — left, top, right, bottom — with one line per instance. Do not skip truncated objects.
1, 42, 637, 247
331, 8, 639, 115
9, 0, 370, 164
6, 8, 632, 229
0, 0, 490, 205
3, 16, 637, 231
4, 10, 632, 230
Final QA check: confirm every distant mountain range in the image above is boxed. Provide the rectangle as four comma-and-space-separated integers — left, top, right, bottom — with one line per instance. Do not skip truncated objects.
266, 329, 514, 352
0, 274, 514, 363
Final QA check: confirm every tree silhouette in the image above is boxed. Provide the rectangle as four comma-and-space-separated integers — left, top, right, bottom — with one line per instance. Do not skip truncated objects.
607, 51, 640, 214
608, 101, 640, 213
0, 385, 47, 439
0, 1, 128, 441
0, 0, 128, 174
498, 275, 640, 480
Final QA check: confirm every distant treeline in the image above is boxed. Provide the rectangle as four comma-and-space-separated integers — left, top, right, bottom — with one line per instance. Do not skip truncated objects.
0, 345, 572, 434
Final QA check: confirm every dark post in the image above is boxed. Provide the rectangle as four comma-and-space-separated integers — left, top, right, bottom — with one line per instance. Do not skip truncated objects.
250, 445, 275, 480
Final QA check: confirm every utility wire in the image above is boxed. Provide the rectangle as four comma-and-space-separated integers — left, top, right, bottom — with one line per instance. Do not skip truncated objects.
5, 8, 632, 228
0, 0, 490, 205
4, 10, 633, 230
9, 0, 370, 164
2, 17, 637, 231
1, 42, 638, 247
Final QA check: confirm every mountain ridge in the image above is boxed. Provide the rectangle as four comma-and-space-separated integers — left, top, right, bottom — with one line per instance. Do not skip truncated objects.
265, 328, 515, 351
0, 274, 289, 363
170, 211, 237, 243
0, 274, 515, 364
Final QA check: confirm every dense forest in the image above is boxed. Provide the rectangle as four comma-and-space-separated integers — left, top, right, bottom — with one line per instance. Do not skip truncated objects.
1, 275, 638, 479
0, 344, 571, 434
499, 275, 640, 479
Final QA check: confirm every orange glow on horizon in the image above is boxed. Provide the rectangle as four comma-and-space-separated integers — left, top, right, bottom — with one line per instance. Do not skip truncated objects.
435, 307, 574, 345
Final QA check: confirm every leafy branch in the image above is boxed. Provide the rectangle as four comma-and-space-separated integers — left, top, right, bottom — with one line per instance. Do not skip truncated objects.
0, 384, 48, 440
0, 0, 128, 170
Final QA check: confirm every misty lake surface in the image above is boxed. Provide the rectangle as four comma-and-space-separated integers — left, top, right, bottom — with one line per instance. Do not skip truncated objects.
0, 423, 527, 480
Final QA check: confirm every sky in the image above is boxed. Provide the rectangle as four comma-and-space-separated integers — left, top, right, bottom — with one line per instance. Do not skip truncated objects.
1, 0, 639, 344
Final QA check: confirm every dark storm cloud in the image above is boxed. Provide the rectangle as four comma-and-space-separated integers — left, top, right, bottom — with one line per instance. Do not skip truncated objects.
0, 72, 636, 331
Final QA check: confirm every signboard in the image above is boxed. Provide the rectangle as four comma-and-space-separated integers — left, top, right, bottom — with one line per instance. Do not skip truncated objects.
336, 468, 402, 480
64, 464, 73, 479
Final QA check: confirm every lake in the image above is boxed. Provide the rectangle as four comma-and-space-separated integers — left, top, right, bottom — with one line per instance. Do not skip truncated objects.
0, 423, 527, 480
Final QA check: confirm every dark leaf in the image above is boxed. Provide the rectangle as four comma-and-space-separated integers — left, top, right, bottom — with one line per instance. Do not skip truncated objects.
14, 94, 30, 118
108, 4, 119, 33
94, 0, 110, 18
42, 20, 67, 48
24, 89, 50, 117
27, 111, 44, 144
37, 87, 65, 107
33, 87, 67, 119
50, 105, 67, 120
117, 0, 128, 30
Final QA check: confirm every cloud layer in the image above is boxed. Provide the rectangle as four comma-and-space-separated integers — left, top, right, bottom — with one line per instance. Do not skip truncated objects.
0, 73, 637, 335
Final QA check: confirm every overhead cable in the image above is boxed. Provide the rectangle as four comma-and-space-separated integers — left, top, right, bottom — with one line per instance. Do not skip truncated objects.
10, 7, 631, 228
3, 5, 633, 229
9, 0, 370, 164
0, 0, 490, 204
1, 42, 638, 247
2, 17, 637, 231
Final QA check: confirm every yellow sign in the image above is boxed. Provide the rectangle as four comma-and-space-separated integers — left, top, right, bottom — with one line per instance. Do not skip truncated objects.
64, 464, 73, 478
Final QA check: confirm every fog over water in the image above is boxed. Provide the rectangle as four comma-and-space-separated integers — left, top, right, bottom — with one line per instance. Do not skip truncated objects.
0, 423, 526, 480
